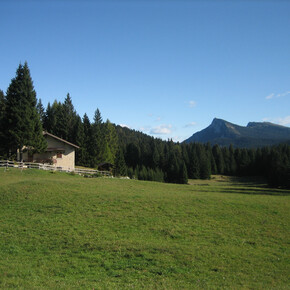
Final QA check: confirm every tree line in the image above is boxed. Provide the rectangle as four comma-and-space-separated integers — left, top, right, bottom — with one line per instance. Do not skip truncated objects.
0, 63, 289, 188
116, 126, 290, 188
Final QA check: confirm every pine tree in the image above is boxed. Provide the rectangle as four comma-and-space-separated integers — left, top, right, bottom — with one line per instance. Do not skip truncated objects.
0, 90, 6, 156
93, 108, 103, 125
179, 161, 188, 184
3, 62, 46, 158
152, 145, 160, 169
126, 143, 140, 169
114, 149, 127, 177
102, 119, 118, 164
43, 100, 60, 135
198, 145, 211, 179
212, 144, 224, 174
166, 149, 179, 183
73, 115, 85, 165
61, 93, 76, 141
188, 145, 200, 179
228, 144, 237, 175
36, 98, 45, 123
92, 108, 104, 164
82, 113, 93, 167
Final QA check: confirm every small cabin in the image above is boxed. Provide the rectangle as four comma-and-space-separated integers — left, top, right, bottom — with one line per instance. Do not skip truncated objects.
98, 162, 114, 171
22, 132, 79, 170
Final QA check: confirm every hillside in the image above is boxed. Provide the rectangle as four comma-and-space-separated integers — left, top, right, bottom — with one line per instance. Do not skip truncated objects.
184, 118, 290, 147
0, 168, 289, 288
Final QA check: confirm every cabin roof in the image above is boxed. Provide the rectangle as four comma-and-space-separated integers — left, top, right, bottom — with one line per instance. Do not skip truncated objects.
43, 131, 80, 149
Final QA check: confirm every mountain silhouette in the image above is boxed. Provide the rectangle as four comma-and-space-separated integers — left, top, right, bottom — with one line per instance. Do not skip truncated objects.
183, 118, 290, 148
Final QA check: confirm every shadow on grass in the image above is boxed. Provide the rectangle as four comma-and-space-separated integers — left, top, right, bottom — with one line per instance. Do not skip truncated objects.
221, 187, 290, 196
197, 176, 290, 196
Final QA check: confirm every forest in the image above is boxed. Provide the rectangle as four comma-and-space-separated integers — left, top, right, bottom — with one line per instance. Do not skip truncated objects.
0, 63, 289, 188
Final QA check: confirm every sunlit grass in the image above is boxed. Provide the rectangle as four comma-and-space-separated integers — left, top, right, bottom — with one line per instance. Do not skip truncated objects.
0, 168, 289, 288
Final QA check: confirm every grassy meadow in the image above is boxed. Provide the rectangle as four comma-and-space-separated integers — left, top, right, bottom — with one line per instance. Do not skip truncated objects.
0, 169, 289, 289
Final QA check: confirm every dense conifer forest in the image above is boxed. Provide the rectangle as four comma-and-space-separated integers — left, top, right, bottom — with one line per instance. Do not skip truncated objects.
0, 63, 289, 188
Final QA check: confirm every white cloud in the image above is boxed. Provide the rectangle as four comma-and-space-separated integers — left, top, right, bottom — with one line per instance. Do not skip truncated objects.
119, 124, 130, 129
184, 122, 197, 128
150, 124, 172, 135
147, 113, 162, 121
281, 91, 290, 97
172, 136, 184, 142
139, 126, 150, 132
277, 116, 290, 126
262, 116, 290, 126
266, 93, 275, 100
266, 91, 290, 100
188, 100, 196, 108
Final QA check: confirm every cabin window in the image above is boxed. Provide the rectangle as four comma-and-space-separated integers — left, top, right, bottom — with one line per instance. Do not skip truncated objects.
56, 151, 63, 158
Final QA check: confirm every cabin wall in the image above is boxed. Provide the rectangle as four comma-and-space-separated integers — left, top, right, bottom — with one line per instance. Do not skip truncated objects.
22, 135, 76, 169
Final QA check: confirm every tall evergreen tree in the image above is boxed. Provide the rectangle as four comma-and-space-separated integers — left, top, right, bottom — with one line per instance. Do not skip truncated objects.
3, 62, 46, 158
188, 145, 200, 179
82, 113, 95, 167
93, 108, 103, 125
179, 161, 188, 184
36, 98, 45, 123
125, 143, 140, 169
43, 100, 61, 136
102, 119, 118, 164
152, 145, 160, 169
166, 149, 179, 183
114, 148, 127, 177
92, 108, 104, 164
73, 115, 85, 165
198, 145, 211, 179
228, 144, 237, 175
61, 93, 77, 141
212, 144, 224, 174
0, 90, 6, 156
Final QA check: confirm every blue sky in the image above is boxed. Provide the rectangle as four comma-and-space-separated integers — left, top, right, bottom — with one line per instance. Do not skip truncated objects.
1, 0, 289, 142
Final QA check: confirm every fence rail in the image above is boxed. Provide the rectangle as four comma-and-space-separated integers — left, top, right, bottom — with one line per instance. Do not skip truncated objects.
0, 160, 111, 176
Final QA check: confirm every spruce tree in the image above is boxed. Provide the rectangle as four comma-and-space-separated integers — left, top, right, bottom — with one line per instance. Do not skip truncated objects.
228, 144, 237, 175
82, 113, 94, 167
179, 161, 188, 184
4, 62, 46, 158
61, 93, 77, 141
43, 102, 55, 133
152, 145, 160, 169
198, 145, 211, 179
212, 144, 224, 174
92, 108, 104, 164
93, 108, 103, 125
73, 115, 85, 165
36, 98, 45, 123
114, 149, 127, 177
0, 90, 6, 156
188, 145, 200, 179
102, 119, 118, 164
126, 143, 140, 169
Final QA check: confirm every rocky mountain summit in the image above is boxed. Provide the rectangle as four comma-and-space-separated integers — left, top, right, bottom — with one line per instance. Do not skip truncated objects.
183, 118, 290, 148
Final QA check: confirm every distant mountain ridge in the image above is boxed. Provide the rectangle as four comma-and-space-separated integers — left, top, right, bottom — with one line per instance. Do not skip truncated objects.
183, 118, 290, 148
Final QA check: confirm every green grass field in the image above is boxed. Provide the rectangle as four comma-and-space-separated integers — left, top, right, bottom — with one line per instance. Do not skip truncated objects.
0, 169, 289, 289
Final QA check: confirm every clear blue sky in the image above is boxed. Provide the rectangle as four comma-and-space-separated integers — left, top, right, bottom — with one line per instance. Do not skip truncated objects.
1, 0, 289, 142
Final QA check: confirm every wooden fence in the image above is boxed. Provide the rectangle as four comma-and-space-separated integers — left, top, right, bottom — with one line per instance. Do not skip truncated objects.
0, 160, 111, 176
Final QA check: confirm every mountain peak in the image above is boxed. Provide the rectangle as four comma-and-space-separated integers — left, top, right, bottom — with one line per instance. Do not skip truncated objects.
184, 118, 290, 148
211, 118, 228, 125
247, 121, 285, 128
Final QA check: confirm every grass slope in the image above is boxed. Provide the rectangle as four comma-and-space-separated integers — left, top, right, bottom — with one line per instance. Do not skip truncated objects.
0, 169, 289, 289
